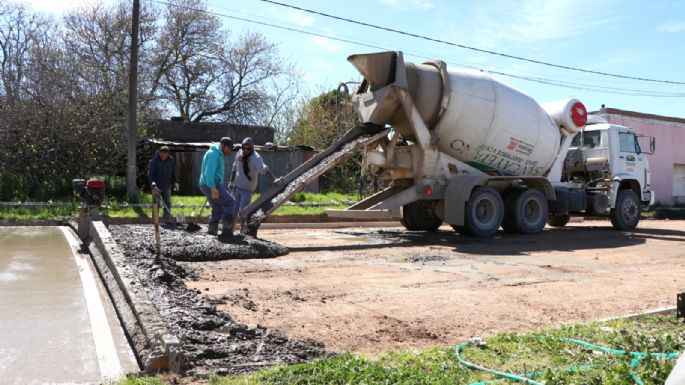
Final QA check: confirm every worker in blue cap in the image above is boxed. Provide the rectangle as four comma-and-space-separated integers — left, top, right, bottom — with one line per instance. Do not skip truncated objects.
199, 137, 237, 236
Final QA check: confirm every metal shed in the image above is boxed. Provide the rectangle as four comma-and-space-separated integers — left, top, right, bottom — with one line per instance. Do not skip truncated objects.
145, 140, 319, 195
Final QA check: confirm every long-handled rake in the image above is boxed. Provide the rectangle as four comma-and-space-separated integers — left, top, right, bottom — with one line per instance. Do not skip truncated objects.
185, 198, 208, 232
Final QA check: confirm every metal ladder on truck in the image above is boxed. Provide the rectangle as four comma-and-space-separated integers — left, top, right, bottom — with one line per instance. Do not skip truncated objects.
241, 124, 387, 236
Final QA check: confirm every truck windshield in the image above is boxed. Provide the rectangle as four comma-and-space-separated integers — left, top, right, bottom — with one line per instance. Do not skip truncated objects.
571, 131, 601, 148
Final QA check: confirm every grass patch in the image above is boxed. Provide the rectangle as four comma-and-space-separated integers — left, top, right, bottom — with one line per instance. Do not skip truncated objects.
0, 202, 79, 221
112, 374, 167, 385
0, 192, 358, 220
207, 314, 683, 385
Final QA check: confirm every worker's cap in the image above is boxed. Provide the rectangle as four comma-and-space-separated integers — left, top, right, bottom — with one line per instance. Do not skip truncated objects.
242, 137, 254, 148
159, 145, 170, 152
220, 137, 234, 148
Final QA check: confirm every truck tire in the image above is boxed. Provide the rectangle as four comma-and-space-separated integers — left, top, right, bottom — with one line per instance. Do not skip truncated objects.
502, 189, 548, 234
547, 213, 571, 227
610, 189, 640, 231
401, 200, 442, 232
464, 186, 504, 237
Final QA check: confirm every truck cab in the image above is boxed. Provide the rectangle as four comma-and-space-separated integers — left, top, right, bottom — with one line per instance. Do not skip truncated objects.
563, 122, 654, 229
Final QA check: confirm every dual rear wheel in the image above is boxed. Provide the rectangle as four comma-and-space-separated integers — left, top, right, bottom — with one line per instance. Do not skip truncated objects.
400, 186, 554, 236
454, 186, 548, 236
502, 189, 548, 234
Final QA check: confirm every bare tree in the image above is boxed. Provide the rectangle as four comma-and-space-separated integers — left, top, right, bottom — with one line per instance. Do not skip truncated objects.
153, 0, 223, 120
154, 0, 297, 125
0, 0, 302, 200
194, 33, 285, 123
0, 3, 49, 103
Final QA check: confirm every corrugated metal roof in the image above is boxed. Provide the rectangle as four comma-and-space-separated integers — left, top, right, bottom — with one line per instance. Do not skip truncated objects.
146, 139, 300, 152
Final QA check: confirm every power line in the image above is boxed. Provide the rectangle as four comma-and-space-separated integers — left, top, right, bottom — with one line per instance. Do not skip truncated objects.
200, 3, 680, 87
258, 0, 685, 86
490, 71, 685, 97
151, 0, 388, 52
149, 0, 684, 97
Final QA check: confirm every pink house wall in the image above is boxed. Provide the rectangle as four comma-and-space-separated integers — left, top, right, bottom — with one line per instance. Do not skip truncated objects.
598, 112, 685, 206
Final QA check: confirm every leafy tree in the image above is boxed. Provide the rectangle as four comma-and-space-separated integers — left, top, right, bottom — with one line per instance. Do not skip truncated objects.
288, 88, 364, 193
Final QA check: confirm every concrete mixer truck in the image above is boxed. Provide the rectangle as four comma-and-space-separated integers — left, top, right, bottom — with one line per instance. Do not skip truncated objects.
327, 51, 655, 236
242, 51, 655, 237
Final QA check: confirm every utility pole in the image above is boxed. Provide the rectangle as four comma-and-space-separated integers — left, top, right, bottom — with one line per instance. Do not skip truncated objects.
126, 0, 140, 200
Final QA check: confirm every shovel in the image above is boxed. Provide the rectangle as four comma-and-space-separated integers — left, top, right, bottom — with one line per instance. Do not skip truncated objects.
186, 198, 208, 232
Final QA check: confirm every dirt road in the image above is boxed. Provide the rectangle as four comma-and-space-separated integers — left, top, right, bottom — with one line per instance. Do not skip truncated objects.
185, 220, 685, 355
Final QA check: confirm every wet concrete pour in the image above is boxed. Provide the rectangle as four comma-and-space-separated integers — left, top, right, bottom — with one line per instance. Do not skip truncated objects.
243, 132, 376, 236
114, 224, 289, 261
109, 225, 324, 376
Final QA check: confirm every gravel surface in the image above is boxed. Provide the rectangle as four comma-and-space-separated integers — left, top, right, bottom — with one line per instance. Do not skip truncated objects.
109, 224, 325, 376
116, 224, 289, 261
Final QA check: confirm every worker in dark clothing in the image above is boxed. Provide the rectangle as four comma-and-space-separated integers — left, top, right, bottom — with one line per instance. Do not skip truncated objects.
229, 137, 277, 228
148, 146, 178, 222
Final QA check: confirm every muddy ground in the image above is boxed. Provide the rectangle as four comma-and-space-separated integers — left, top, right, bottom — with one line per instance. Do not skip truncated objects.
184, 220, 685, 357
109, 225, 324, 377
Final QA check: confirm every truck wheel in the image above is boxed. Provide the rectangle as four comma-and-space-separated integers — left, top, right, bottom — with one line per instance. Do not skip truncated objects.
501, 191, 518, 233
464, 186, 504, 237
502, 189, 548, 234
547, 213, 571, 227
610, 189, 640, 231
400, 217, 418, 231
402, 200, 442, 232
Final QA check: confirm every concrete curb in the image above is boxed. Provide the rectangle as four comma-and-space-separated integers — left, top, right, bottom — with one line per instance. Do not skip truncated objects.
87, 220, 183, 373
598, 307, 676, 322
253, 221, 402, 229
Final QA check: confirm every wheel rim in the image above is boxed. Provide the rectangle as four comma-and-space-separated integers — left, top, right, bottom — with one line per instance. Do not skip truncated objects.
621, 195, 639, 223
522, 197, 543, 225
473, 195, 497, 228
419, 201, 434, 220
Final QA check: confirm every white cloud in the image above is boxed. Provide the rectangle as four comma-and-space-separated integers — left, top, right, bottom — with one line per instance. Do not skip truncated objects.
309, 35, 343, 53
9, 0, 109, 15
658, 21, 685, 33
584, 50, 651, 72
379, 0, 434, 11
460, 0, 620, 51
288, 10, 316, 27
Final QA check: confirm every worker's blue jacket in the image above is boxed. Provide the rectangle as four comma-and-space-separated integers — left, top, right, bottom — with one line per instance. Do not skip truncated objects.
199, 143, 225, 189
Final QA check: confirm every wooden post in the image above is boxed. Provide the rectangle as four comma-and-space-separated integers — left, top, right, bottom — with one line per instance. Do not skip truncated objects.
152, 188, 161, 263
126, 0, 140, 199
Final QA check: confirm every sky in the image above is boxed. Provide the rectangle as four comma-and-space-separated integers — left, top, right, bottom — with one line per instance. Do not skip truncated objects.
14, 0, 685, 118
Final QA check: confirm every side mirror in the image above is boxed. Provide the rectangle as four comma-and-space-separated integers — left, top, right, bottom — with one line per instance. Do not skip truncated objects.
636, 135, 655, 155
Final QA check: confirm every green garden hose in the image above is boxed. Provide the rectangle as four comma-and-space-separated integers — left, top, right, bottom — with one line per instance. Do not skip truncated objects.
455, 336, 680, 385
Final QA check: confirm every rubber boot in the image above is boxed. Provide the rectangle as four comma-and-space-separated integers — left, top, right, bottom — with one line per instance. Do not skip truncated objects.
220, 214, 235, 237
207, 220, 219, 235
163, 212, 174, 225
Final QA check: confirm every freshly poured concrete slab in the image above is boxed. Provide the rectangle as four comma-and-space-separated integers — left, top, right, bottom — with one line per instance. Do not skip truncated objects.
0, 226, 138, 384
